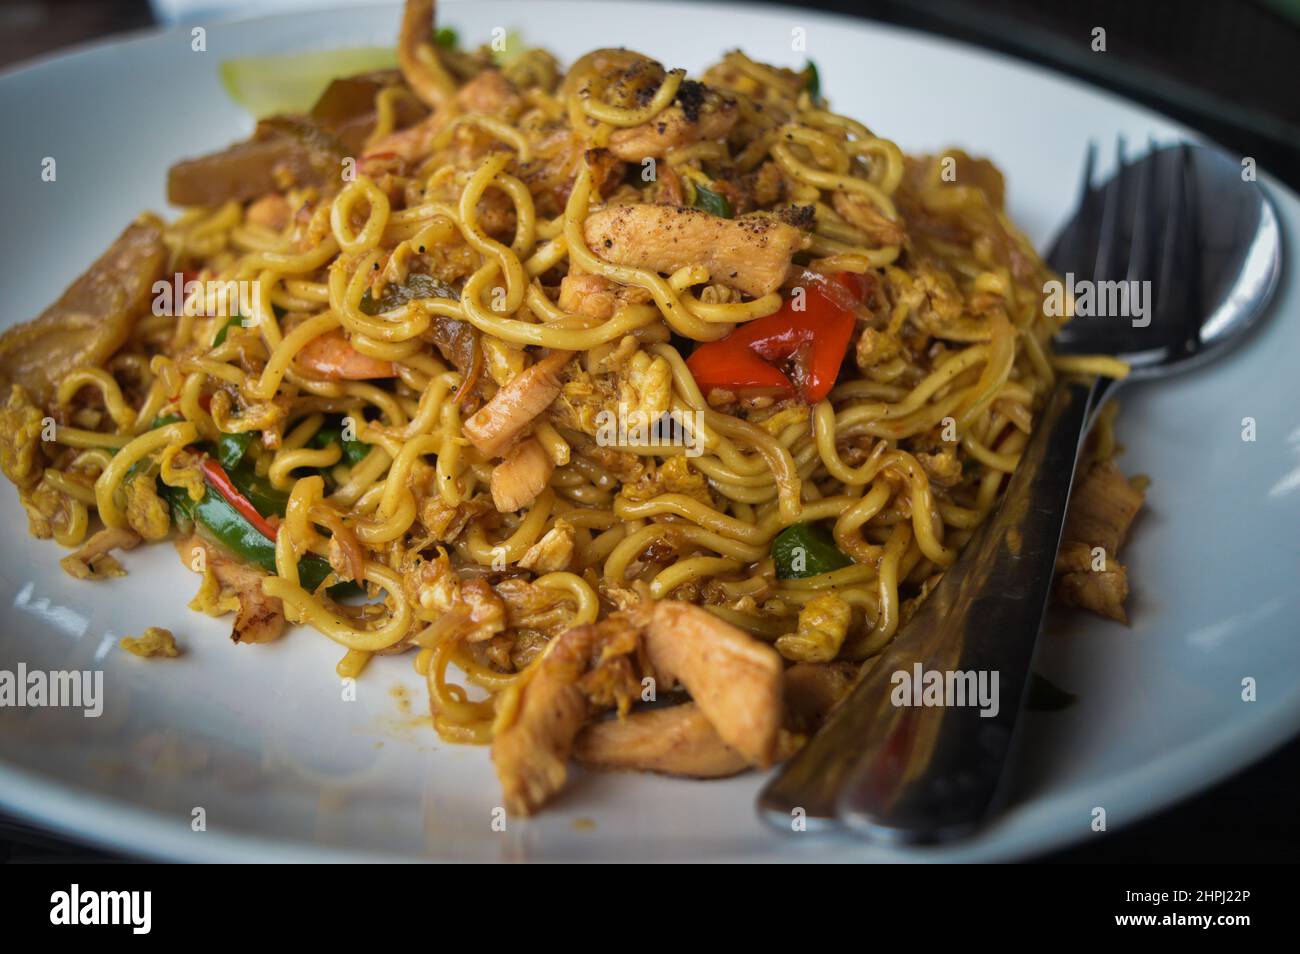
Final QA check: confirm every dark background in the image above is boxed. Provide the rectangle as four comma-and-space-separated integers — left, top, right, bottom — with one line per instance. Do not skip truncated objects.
0, 0, 1296, 864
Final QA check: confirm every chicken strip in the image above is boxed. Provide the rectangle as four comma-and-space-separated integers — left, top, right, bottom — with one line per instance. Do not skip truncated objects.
583, 205, 809, 298
492, 598, 784, 813
1054, 458, 1145, 623
574, 703, 750, 777
492, 615, 642, 815
557, 272, 652, 321
463, 350, 572, 457
1062, 458, 1145, 556
642, 600, 784, 766
606, 85, 738, 161
1055, 541, 1131, 624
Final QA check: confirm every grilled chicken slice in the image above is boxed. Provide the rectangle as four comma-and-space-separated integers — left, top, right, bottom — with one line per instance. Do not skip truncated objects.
1055, 541, 1131, 623
492, 615, 642, 815
583, 205, 809, 298
643, 601, 784, 766
490, 438, 554, 513
1054, 458, 1145, 623
0, 220, 166, 407
606, 86, 738, 161
455, 68, 522, 116
493, 599, 785, 814
1062, 458, 1145, 556
557, 272, 652, 320
574, 703, 750, 777
463, 350, 572, 457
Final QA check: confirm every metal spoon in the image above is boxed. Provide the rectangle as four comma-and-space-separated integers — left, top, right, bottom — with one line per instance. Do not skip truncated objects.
758, 140, 1282, 842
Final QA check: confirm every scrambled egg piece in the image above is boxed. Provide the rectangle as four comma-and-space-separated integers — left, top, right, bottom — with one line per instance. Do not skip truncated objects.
517, 519, 575, 573
125, 472, 171, 542
886, 262, 989, 342
120, 626, 180, 658
754, 405, 810, 437
0, 385, 46, 488
775, 593, 852, 663
619, 455, 712, 506
418, 491, 489, 545
60, 527, 140, 580
19, 478, 67, 540
160, 444, 205, 502
918, 447, 963, 488
618, 349, 672, 421
188, 566, 242, 617
554, 345, 671, 438
405, 548, 462, 614
855, 326, 902, 371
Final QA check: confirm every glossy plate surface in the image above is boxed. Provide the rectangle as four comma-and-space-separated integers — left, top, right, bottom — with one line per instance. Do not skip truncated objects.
0, 0, 1296, 862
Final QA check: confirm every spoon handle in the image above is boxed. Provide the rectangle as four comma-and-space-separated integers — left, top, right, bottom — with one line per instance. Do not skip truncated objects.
759, 377, 1099, 841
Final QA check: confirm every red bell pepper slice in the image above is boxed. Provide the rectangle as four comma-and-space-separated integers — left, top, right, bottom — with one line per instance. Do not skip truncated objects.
687, 271, 866, 403
200, 457, 279, 541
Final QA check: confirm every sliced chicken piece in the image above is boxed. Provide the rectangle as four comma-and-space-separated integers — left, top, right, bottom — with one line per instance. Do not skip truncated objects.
643, 600, 784, 766
1053, 458, 1144, 623
583, 204, 809, 298
574, 703, 750, 777
557, 272, 653, 320
492, 615, 642, 815
490, 438, 554, 513
463, 350, 572, 457
360, 111, 448, 174
454, 68, 521, 115
1055, 541, 1131, 624
1062, 458, 1145, 556
0, 220, 166, 407
606, 86, 738, 161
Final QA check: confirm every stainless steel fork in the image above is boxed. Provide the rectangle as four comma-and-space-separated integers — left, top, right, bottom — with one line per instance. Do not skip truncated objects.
758, 140, 1282, 842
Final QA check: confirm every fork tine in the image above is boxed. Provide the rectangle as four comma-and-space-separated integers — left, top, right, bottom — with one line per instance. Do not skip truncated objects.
1092, 135, 1128, 280
1077, 139, 1097, 207
1125, 141, 1157, 283
1049, 140, 1098, 269
1174, 144, 1203, 357
1153, 143, 1196, 357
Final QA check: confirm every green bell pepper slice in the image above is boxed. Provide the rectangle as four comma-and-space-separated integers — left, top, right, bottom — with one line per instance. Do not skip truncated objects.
772, 522, 852, 580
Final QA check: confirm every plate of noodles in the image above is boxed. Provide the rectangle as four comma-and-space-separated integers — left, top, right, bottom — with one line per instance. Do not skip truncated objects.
0, 0, 1297, 862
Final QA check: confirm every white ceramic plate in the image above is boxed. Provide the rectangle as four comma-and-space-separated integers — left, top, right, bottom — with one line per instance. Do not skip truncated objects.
1, 0, 1297, 863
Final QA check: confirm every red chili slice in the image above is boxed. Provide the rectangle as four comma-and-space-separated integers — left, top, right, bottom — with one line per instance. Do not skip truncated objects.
200, 457, 279, 541
686, 271, 865, 403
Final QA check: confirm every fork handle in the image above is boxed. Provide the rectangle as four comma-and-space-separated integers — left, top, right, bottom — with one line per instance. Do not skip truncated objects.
758, 377, 1100, 841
